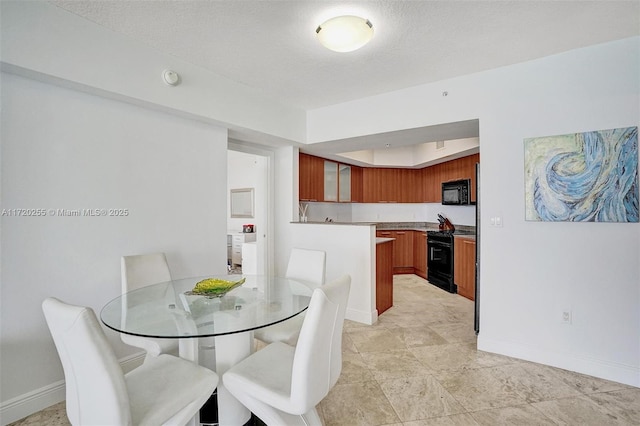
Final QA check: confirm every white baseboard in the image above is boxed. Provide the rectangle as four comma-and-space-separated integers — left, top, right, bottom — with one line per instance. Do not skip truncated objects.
346, 307, 377, 325
478, 335, 640, 388
0, 380, 65, 426
0, 352, 146, 425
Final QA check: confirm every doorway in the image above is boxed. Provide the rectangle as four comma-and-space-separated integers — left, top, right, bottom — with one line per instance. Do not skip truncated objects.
227, 142, 274, 276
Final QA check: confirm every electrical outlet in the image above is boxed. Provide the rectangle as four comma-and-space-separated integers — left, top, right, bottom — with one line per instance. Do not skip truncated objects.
562, 310, 572, 324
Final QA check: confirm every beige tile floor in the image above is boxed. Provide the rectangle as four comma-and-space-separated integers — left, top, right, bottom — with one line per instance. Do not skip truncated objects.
11, 275, 639, 425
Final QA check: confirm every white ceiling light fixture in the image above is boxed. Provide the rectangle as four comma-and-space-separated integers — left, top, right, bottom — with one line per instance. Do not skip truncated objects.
316, 15, 374, 53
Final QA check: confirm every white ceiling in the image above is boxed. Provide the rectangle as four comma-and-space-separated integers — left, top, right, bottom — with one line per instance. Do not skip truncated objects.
48, 1, 639, 164
50, 0, 639, 111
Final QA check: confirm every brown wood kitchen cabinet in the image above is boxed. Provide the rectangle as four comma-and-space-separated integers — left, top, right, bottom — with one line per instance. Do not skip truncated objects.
376, 230, 414, 274
454, 236, 476, 300
421, 165, 442, 202
413, 231, 427, 279
299, 153, 324, 202
400, 169, 421, 203
363, 168, 400, 203
440, 153, 480, 203
301, 152, 479, 204
376, 239, 394, 314
300, 153, 363, 203
351, 165, 363, 202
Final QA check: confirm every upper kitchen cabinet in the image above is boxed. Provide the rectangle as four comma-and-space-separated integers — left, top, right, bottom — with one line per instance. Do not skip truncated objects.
299, 153, 362, 202
351, 166, 363, 202
299, 153, 324, 202
363, 168, 404, 203
301, 152, 479, 204
324, 160, 338, 201
421, 164, 442, 203
423, 153, 479, 203
444, 153, 479, 203
400, 169, 421, 203
338, 163, 351, 202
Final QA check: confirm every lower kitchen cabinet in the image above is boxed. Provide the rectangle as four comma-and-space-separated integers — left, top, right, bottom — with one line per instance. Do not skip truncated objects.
376, 239, 394, 314
376, 230, 413, 274
454, 236, 476, 300
413, 231, 427, 279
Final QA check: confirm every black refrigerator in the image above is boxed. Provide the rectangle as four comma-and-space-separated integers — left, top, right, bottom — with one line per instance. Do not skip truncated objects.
474, 163, 481, 334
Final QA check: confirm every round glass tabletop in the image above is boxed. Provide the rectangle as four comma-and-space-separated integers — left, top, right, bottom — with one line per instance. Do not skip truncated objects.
100, 275, 312, 338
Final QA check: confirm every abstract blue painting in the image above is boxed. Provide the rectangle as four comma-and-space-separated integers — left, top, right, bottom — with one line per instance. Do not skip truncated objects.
524, 127, 638, 222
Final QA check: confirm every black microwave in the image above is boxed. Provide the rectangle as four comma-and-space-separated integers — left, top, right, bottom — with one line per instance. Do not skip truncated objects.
442, 179, 471, 205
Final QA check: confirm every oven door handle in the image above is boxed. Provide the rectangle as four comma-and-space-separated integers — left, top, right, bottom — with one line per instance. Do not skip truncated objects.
428, 240, 451, 249
429, 247, 446, 261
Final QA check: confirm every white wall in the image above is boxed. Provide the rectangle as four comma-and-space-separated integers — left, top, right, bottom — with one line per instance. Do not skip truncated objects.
303, 202, 476, 226
307, 37, 640, 387
0, 72, 229, 421
0, 1, 305, 145
273, 146, 298, 277
289, 223, 377, 325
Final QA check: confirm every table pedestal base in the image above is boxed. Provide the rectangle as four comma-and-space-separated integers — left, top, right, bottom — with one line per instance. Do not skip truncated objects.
214, 332, 253, 426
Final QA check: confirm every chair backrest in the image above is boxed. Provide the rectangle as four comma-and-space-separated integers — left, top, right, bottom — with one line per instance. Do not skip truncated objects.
42, 297, 131, 425
285, 248, 326, 288
290, 274, 350, 413
121, 252, 172, 293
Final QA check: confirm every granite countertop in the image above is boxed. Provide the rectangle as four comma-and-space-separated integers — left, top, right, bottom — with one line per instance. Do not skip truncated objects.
454, 234, 476, 240
291, 221, 376, 226
376, 222, 476, 235
291, 220, 476, 236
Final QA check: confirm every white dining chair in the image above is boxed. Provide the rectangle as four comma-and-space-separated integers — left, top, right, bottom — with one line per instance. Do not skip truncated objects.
42, 297, 218, 426
121, 253, 179, 360
253, 248, 326, 346
222, 274, 350, 426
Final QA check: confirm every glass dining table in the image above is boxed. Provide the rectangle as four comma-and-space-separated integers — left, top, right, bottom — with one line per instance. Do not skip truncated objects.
101, 275, 313, 426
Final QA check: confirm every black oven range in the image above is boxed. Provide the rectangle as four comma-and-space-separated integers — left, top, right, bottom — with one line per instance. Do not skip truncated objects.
427, 231, 456, 293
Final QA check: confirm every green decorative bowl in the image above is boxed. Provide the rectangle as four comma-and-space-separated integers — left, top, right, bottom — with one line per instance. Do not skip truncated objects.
184, 277, 246, 298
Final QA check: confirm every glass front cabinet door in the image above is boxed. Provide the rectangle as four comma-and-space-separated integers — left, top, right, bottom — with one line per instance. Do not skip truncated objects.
324, 161, 338, 202
339, 164, 351, 202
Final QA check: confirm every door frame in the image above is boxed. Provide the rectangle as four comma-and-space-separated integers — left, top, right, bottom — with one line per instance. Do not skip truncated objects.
227, 140, 275, 277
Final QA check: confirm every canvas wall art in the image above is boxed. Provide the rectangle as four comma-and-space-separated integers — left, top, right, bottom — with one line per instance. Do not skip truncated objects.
524, 126, 638, 222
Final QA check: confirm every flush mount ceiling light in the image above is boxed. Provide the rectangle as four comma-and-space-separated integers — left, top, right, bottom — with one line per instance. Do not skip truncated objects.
316, 15, 373, 52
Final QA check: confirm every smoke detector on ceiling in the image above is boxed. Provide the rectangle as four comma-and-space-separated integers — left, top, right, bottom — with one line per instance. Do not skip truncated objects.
162, 70, 180, 86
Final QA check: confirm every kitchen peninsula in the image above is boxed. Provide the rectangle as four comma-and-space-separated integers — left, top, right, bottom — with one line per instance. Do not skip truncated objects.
290, 221, 475, 325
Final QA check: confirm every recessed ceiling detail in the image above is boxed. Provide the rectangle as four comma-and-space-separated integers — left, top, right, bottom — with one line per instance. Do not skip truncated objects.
337, 138, 479, 168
